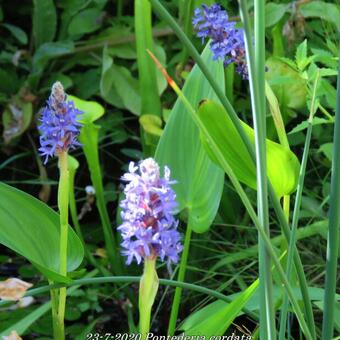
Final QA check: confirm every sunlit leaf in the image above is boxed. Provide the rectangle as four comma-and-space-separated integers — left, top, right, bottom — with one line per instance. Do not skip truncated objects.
198, 100, 300, 197
181, 280, 258, 336
68, 94, 104, 124
0, 183, 84, 283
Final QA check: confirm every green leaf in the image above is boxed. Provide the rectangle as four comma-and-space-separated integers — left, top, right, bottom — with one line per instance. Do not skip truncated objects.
198, 100, 300, 198
318, 143, 333, 161
300, 1, 340, 31
155, 45, 224, 233
32, 41, 74, 73
68, 94, 104, 124
181, 280, 258, 336
0, 183, 84, 282
32, 0, 57, 48
100, 46, 141, 115
295, 39, 308, 70
265, 3, 288, 27
139, 114, 163, 137
1, 23, 28, 44
289, 117, 332, 134
68, 8, 102, 36
112, 64, 141, 115
266, 57, 308, 110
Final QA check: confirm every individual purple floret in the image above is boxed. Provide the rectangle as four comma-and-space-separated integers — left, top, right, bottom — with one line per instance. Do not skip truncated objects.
38, 82, 83, 163
193, 4, 248, 79
118, 158, 182, 266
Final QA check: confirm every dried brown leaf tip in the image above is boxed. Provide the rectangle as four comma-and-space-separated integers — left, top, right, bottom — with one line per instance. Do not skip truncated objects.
0, 278, 33, 301
2, 330, 22, 340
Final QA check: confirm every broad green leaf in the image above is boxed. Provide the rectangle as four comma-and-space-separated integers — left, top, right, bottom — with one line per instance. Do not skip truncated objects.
181, 280, 258, 336
1, 23, 28, 44
100, 46, 141, 115
68, 94, 104, 124
68, 8, 102, 36
300, 1, 340, 31
198, 100, 300, 198
32, 0, 57, 48
265, 3, 288, 27
0, 183, 84, 282
155, 45, 224, 233
266, 57, 308, 110
110, 64, 141, 115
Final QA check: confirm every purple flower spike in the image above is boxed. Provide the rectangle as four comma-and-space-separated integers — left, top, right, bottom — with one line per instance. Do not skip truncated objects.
193, 4, 248, 79
38, 82, 83, 163
118, 158, 183, 266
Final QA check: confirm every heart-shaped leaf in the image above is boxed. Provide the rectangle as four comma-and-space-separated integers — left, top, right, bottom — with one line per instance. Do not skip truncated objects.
0, 183, 84, 283
155, 45, 224, 233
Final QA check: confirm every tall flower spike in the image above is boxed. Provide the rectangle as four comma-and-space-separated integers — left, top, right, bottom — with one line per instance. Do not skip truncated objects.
118, 158, 182, 265
193, 4, 248, 79
38, 82, 83, 163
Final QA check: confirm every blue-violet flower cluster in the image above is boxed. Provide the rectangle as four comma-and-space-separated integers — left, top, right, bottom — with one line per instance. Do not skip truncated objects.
193, 4, 248, 79
38, 81, 82, 163
118, 158, 182, 265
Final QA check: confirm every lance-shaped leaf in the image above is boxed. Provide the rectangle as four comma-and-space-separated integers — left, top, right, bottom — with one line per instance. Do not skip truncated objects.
198, 100, 300, 197
0, 183, 84, 283
155, 46, 224, 233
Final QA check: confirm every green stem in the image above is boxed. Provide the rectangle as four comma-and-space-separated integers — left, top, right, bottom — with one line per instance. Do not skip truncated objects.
279, 70, 320, 340
239, 1, 276, 338
49, 284, 59, 340
139, 258, 159, 339
148, 1, 316, 335
167, 223, 192, 335
322, 57, 340, 340
57, 151, 69, 340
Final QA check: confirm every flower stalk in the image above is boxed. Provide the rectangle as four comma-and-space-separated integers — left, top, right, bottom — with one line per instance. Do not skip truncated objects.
38, 82, 83, 340
56, 151, 69, 339
139, 258, 159, 339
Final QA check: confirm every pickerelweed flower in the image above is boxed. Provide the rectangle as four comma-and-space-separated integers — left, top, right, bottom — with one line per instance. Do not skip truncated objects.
118, 158, 182, 265
193, 4, 248, 79
38, 82, 82, 163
